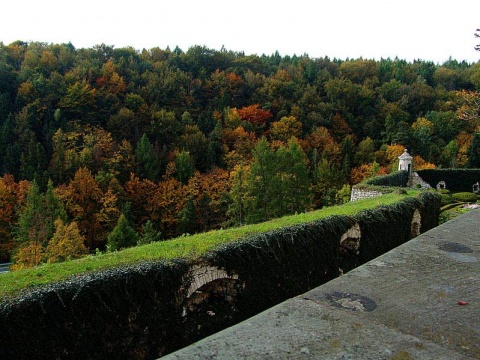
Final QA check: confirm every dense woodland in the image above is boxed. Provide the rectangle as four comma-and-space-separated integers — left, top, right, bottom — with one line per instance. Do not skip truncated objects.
0, 41, 479, 268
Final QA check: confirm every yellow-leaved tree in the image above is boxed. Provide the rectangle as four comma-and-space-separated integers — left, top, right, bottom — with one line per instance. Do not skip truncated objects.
10, 242, 44, 271
44, 219, 88, 264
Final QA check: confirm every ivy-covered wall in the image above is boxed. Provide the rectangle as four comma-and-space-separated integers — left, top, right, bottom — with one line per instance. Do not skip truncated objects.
0, 192, 441, 360
416, 169, 480, 192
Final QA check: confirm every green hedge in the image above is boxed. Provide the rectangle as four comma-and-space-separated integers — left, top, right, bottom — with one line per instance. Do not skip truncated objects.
416, 169, 480, 192
452, 192, 478, 203
0, 192, 441, 359
363, 171, 409, 187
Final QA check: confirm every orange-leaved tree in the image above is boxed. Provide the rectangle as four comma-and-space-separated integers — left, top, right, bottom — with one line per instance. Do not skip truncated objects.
237, 104, 273, 135
0, 175, 20, 262
56, 167, 119, 250
148, 177, 186, 239
124, 173, 158, 231
188, 168, 230, 231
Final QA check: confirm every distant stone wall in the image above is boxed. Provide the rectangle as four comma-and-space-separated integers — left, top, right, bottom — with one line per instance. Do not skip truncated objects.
350, 188, 384, 202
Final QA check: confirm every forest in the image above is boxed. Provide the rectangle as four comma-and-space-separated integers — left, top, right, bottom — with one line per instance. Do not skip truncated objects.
0, 41, 479, 268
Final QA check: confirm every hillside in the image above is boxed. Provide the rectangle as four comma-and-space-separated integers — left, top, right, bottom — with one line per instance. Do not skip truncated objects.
0, 41, 479, 269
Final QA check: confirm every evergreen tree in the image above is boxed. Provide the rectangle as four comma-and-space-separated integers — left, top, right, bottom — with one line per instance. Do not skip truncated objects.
181, 111, 194, 126
313, 159, 343, 208
177, 198, 196, 235
107, 214, 139, 251
14, 181, 47, 247
207, 120, 224, 168
382, 115, 397, 144
49, 129, 67, 184
227, 164, 250, 226
439, 140, 458, 168
466, 133, 480, 168
175, 150, 195, 185
138, 220, 162, 245
247, 137, 278, 222
13, 181, 49, 267
276, 138, 311, 215
14, 179, 66, 256
135, 133, 160, 182
20, 141, 48, 182
354, 137, 375, 166
341, 137, 354, 180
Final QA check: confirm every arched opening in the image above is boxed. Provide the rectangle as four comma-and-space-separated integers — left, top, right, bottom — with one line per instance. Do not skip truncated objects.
410, 209, 421, 238
185, 276, 244, 343
339, 223, 361, 257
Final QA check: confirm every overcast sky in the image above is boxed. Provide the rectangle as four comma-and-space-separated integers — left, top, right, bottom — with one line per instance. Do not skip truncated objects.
2, 0, 479, 64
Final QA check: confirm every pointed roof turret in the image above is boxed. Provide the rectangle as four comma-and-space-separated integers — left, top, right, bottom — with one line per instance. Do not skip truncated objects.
398, 149, 412, 161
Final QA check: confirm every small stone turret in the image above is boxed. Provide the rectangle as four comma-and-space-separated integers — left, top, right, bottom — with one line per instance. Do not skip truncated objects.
398, 149, 412, 174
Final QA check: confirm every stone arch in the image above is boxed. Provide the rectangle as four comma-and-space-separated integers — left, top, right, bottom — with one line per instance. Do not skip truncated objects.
187, 277, 243, 311
436, 181, 446, 191
410, 209, 421, 238
473, 182, 480, 194
183, 266, 244, 340
186, 265, 239, 298
339, 223, 361, 257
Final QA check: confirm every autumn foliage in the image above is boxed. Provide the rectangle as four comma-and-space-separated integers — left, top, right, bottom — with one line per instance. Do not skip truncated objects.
237, 104, 273, 127
1, 41, 480, 269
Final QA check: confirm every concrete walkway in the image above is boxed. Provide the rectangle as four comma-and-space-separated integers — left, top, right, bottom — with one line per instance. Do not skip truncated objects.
164, 209, 480, 359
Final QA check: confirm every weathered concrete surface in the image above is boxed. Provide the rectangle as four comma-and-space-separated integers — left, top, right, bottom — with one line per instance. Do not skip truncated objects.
164, 209, 480, 359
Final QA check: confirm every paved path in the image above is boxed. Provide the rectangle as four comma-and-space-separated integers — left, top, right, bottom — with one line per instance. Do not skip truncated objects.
164, 209, 480, 359
0, 263, 10, 274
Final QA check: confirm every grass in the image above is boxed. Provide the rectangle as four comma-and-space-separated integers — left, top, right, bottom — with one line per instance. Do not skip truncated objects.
0, 190, 419, 298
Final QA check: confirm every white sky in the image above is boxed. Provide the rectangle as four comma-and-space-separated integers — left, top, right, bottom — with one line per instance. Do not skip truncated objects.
2, 0, 479, 64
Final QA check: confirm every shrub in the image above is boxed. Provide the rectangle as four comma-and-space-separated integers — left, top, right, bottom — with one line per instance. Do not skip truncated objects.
439, 211, 451, 224
452, 192, 478, 203
440, 194, 454, 206
439, 189, 450, 194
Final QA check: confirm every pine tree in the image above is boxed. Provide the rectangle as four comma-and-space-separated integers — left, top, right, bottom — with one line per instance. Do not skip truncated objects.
15, 181, 47, 247
283, 137, 311, 214
107, 214, 139, 251
135, 133, 160, 182
138, 220, 162, 245
341, 137, 354, 180
175, 150, 195, 185
177, 198, 196, 235
13, 179, 67, 267
227, 164, 250, 226
247, 137, 278, 222
49, 129, 67, 184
